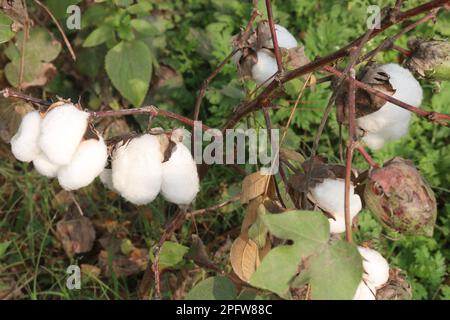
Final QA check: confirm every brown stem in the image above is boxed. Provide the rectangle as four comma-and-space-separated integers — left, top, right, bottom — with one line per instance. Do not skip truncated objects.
344, 68, 356, 244
1, 88, 52, 106
324, 66, 450, 125
355, 144, 379, 168
91, 106, 213, 131
265, 0, 283, 73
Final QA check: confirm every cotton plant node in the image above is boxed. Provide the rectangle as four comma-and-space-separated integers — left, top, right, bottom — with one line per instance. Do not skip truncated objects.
404, 38, 450, 80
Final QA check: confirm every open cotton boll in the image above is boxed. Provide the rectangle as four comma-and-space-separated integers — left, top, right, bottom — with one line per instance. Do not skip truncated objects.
39, 104, 89, 165
358, 246, 390, 289
362, 132, 387, 150
10, 111, 42, 162
353, 281, 376, 300
328, 216, 348, 234
99, 169, 115, 191
311, 178, 362, 218
57, 137, 108, 191
266, 24, 298, 49
252, 50, 278, 85
358, 64, 422, 149
161, 141, 200, 205
33, 153, 60, 178
112, 134, 163, 205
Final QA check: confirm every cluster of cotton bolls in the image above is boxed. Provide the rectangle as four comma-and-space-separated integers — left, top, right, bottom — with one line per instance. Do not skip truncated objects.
357, 63, 423, 150
100, 128, 200, 206
310, 178, 362, 234
353, 246, 390, 300
10, 102, 108, 191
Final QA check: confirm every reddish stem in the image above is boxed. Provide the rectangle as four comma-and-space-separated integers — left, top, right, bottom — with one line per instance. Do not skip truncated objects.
265, 0, 283, 73
356, 144, 379, 168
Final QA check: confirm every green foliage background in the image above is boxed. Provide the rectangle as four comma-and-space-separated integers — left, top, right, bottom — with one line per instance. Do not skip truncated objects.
0, 0, 448, 299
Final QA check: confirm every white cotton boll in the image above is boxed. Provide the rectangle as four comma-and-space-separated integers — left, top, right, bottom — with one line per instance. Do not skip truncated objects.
357, 63, 422, 149
10, 111, 42, 162
112, 134, 163, 205
358, 246, 390, 289
266, 24, 298, 49
33, 152, 60, 178
252, 50, 278, 85
362, 133, 387, 150
311, 178, 362, 218
39, 104, 89, 165
57, 137, 108, 191
161, 141, 200, 205
99, 169, 115, 191
353, 281, 376, 300
329, 216, 347, 234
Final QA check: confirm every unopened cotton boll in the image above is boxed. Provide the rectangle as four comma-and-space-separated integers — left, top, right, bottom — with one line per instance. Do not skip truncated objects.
353, 281, 376, 300
112, 134, 163, 205
358, 246, 390, 289
161, 139, 200, 205
39, 104, 89, 165
252, 50, 278, 85
57, 137, 108, 191
267, 24, 298, 49
358, 63, 423, 150
33, 153, 60, 178
10, 111, 42, 162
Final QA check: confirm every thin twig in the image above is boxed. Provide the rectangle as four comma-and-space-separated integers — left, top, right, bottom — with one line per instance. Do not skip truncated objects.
355, 144, 379, 168
193, 49, 239, 121
1, 88, 52, 106
265, 0, 283, 73
343, 67, 357, 244
34, 0, 76, 61
185, 195, 241, 219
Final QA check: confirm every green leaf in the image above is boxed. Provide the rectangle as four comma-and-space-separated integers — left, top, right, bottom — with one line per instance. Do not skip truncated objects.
186, 276, 236, 300
303, 240, 363, 300
15, 27, 62, 63
158, 241, 189, 270
46, 0, 82, 19
250, 210, 329, 296
105, 40, 152, 106
0, 12, 15, 44
130, 19, 156, 36
83, 25, 114, 47
0, 241, 11, 259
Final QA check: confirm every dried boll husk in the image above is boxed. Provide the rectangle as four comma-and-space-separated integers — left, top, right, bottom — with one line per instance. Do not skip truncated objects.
353, 280, 376, 300
10, 110, 42, 162
376, 268, 412, 300
57, 132, 108, 191
358, 246, 390, 289
364, 157, 437, 237
111, 134, 163, 205
404, 38, 450, 81
33, 152, 60, 178
161, 129, 200, 205
39, 102, 90, 165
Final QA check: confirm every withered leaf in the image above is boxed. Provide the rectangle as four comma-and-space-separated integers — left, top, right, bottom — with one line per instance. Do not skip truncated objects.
0, 98, 34, 143
241, 172, 275, 204
186, 234, 213, 268
241, 196, 263, 234
56, 215, 96, 257
98, 248, 148, 278
230, 235, 260, 283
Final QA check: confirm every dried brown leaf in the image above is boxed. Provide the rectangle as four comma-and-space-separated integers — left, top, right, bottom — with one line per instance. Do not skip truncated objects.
56, 215, 96, 257
230, 235, 260, 283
